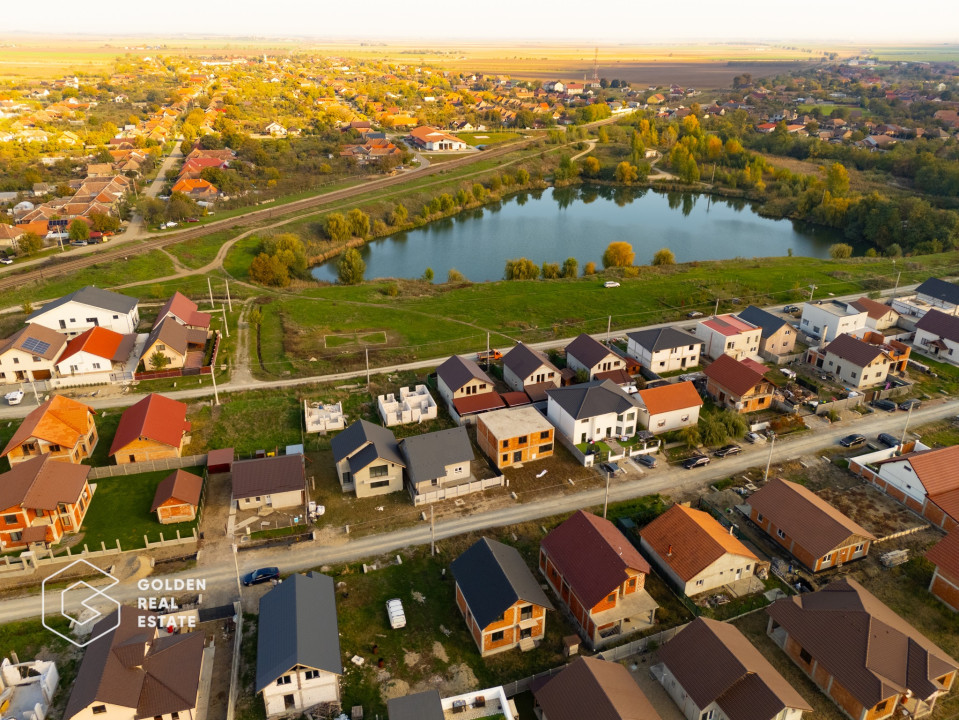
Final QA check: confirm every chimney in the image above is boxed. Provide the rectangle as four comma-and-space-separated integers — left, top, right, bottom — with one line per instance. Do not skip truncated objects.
667, 544, 673, 557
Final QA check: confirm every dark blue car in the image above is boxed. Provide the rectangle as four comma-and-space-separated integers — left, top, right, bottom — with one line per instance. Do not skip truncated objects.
242, 567, 280, 586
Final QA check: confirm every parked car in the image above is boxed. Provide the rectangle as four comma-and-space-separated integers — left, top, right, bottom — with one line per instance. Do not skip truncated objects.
871, 399, 898, 413
4, 389, 24, 405
783, 305, 799, 313
839, 434, 866, 448
635, 454, 657, 469
600, 461, 624, 476
241, 567, 280, 586
70, 240, 88, 247
713, 444, 742, 458
877, 433, 899, 448
604, 281, 621, 288
0, 256, 12, 265
686, 311, 704, 319
683, 454, 710, 469
745, 432, 766, 444
386, 598, 406, 629
899, 399, 921, 411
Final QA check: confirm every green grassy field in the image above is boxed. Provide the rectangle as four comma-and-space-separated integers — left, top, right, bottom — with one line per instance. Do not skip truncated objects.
456, 132, 524, 146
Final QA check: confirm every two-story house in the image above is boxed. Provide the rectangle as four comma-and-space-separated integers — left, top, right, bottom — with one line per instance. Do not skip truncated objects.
656, 617, 812, 720
108, 393, 190, 464
476, 406, 555, 470
153, 291, 212, 331
435, 355, 503, 421
915, 309, 959, 365
451, 537, 553, 656
140, 317, 207, 371
256, 573, 342, 717
539, 510, 658, 648
805, 333, 893, 389
1, 395, 98, 467
564, 333, 625, 380
799, 301, 867, 342
398, 427, 475, 503
737, 305, 797, 357
0, 324, 67, 384
502, 342, 561, 399
626, 326, 702, 374
747, 478, 875, 572
0, 454, 92, 549
331, 419, 406, 498
546, 379, 641, 445
703, 354, 775, 414
26, 286, 139, 337
694, 314, 762, 361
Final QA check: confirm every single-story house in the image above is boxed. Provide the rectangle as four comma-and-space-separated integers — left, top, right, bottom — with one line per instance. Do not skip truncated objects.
634, 381, 702, 434
639, 503, 760, 596
331, 419, 405, 498
849, 296, 900, 331
626, 326, 702, 374
151, 469, 203, 524
534, 655, 663, 720
109, 393, 190, 464
476, 406, 555, 470
55, 326, 136, 376
232, 454, 305, 511
1, 394, 98, 466
703, 354, 775, 413
409, 125, 467, 151
451, 537, 553, 656
399, 427, 475, 502
564, 333, 625, 380
915, 309, 959, 366
747, 478, 875, 572
926, 530, 959, 611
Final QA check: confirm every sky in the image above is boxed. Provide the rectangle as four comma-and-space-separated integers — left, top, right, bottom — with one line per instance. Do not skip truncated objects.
4, 0, 959, 42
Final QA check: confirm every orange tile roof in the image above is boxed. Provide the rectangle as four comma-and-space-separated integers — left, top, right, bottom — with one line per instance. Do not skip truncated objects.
926, 530, 959, 583
1, 395, 95, 457
637, 381, 703, 416
58, 326, 126, 364
906, 445, 959, 496
640, 504, 758, 582
171, 178, 217, 194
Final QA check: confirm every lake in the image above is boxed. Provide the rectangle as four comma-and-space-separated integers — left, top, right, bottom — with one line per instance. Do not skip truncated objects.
311, 186, 847, 283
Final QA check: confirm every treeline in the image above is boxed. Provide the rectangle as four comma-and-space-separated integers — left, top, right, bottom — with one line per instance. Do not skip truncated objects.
502, 242, 676, 281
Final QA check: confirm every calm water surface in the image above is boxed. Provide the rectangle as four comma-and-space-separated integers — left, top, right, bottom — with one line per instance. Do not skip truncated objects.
311, 186, 845, 283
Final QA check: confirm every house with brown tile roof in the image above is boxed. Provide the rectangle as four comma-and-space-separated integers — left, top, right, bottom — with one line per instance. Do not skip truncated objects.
656, 617, 812, 720
0, 454, 92, 549
635, 381, 702, 434
639, 504, 760, 596
565, 333, 625, 380
151, 469, 203, 524
926, 531, 959, 612
766, 578, 958, 720
539, 510, 658, 648
703, 354, 775, 414
747, 478, 875, 571
64, 606, 205, 720
0, 323, 67, 384
805, 333, 894, 389
849, 297, 900, 331
109, 393, 190, 464
533, 655, 662, 720
1, 395, 97, 467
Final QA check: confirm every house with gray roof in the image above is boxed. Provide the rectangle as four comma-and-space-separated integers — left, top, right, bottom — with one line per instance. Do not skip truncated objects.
626, 326, 702, 373
26, 285, 139, 336
331, 419, 405, 498
435, 355, 501, 422
565, 333, 624, 379
502, 342, 561, 398
737, 305, 797, 357
915, 309, 959, 365
452, 537, 553, 656
398, 426, 475, 503
546, 379, 641, 449
257, 572, 343, 717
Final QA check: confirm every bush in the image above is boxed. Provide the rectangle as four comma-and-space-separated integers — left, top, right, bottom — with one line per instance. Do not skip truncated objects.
603, 242, 635, 269
325, 213, 351, 242
561, 257, 578, 278
829, 243, 853, 259
337, 248, 365, 285
652, 248, 676, 266
447, 268, 466, 283
541, 262, 561, 279
583, 261, 597, 276
504, 257, 539, 280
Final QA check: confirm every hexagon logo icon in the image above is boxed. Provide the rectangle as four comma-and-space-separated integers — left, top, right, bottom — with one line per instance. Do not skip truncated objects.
42, 558, 120, 648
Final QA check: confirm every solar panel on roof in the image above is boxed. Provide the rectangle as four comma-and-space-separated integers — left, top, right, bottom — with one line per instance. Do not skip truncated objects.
21, 337, 51, 355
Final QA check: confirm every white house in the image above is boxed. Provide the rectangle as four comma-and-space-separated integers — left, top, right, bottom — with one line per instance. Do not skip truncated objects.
502, 342, 561, 394
564, 333, 625, 379
626, 326, 702, 373
377, 385, 438, 426
849, 297, 900, 331
897, 278, 959, 318
799, 301, 867, 342
805, 333, 893, 389
914, 309, 959, 365
409, 126, 467, 151
54, 326, 135, 377
0, 323, 67, 384
656, 618, 812, 720
546, 379, 640, 445
634, 381, 703, 434
27, 286, 139, 337
693, 314, 762, 361
864, 444, 957, 520
257, 573, 342, 717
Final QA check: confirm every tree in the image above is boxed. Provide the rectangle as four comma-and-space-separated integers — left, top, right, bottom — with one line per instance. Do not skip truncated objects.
583, 261, 597, 276
829, 243, 854, 259
652, 248, 676, 266
249, 252, 290, 287
719, 410, 748, 439
69, 219, 90, 242
89, 211, 120, 233
597, 127, 609, 144
504, 257, 539, 280
166, 192, 198, 222
680, 425, 701, 449
826, 162, 850, 198
886, 243, 903, 258
248, 306, 263, 328
515, 168, 530, 185
422, 267, 434, 282
699, 415, 728, 447
614, 161, 639, 184
389, 204, 408, 226
263, 233, 307, 277
602, 241, 634, 269
555, 155, 577, 182
582, 156, 601, 177
325, 213, 351, 242
347, 209, 371, 238
141, 197, 166, 227
561, 257, 579, 278
630, 131, 645, 166
18, 231, 43, 256
337, 248, 366, 285
541, 262, 561, 279
148, 349, 171, 371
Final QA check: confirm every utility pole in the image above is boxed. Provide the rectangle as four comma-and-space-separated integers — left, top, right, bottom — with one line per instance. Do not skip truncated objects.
764, 433, 776, 481
29, 379, 39, 406
365, 348, 370, 390
714, 297, 720, 316
486, 332, 490, 364
220, 307, 229, 337
808, 284, 818, 304
231, 544, 242, 603
207, 277, 214, 309
893, 270, 902, 298
606, 315, 611, 346
225, 279, 233, 311
898, 402, 915, 452
430, 505, 435, 556
210, 363, 220, 405
603, 467, 611, 519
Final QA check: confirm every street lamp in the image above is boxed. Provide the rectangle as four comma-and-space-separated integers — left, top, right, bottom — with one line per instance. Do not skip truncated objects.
808, 284, 818, 303
764, 433, 776, 481
231, 544, 242, 603
603, 467, 611, 519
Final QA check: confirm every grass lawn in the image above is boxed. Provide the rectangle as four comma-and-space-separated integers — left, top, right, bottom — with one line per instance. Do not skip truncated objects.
913, 418, 959, 448
908, 352, 959, 398
185, 388, 304, 456
80, 467, 202, 550
166, 229, 236, 269
456, 132, 524, 146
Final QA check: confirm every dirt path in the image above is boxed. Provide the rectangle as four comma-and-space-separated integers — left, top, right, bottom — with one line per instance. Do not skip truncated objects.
230, 301, 256, 385
570, 140, 597, 161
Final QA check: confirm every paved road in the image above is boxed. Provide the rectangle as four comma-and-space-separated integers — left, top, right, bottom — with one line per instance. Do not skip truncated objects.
2, 397, 955, 624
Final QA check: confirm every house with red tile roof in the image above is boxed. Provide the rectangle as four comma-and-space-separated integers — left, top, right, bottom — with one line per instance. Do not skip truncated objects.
747, 478, 875, 572
1, 395, 97, 466
151, 469, 203, 524
171, 177, 219, 199
766, 578, 957, 720
54, 326, 136, 377
639, 504, 760, 596
408, 125, 467, 151
926, 531, 959, 611
538, 510, 658, 648
635, 381, 702, 433
153, 291, 211, 331
0, 454, 92, 549
109, 393, 190, 464
703, 354, 775, 414
693, 314, 762, 361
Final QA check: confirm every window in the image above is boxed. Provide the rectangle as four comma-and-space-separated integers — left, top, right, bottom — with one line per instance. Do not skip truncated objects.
93, 362, 101, 369
851, 371, 857, 379
606, 593, 616, 603
92, 708, 107, 716
4, 514, 18, 524
70, 318, 76, 323
657, 420, 666, 428
491, 630, 505, 643
276, 675, 292, 685
745, 564, 751, 570
370, 479, 391, 489
777, 528, 786, 539
86, 318, 97, 325
32, 355, 41, 362
172, 714, 180, 720
157, 344, 166, 351
12, 357, 18, 364
502, 454, 509, 463
369, 465, 389, 478
540, 430, 550, 439
823, 554, 832, 563
518, 435, 528, 444
538, 444, 553, 454
513, 451, 523, 462
59, 320, 66, 330
9, 531, 21, 542
701, 710, 715, 720
799, 647, 812, 664
520, 605, 533, 621
854, 544, 864, 553
113, 314, 119, 319
479, 383, 487, 390
453, 466, 463, 474
680, 415, 689, 422
696, 579, 704, 586
502, 440, 509, 449
305, 669, 320, 680
875, 701, 888, 714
